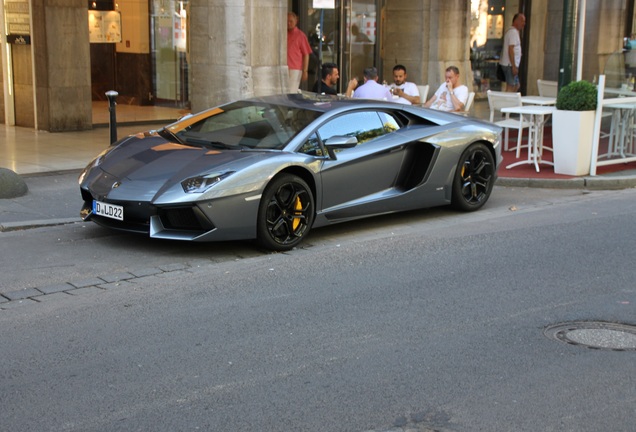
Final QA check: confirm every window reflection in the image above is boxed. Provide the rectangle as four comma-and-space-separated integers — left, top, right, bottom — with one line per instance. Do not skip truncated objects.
470, 0, 506, 99
317, 111, 400, 149
176, 103, 321, 149
298, 133, 324, 156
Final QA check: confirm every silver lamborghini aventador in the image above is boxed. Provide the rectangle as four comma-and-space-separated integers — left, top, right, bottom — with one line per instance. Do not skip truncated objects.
79, 93, 502, 251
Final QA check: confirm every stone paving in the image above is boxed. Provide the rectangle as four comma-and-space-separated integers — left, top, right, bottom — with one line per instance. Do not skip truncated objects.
0, 263, 191, 310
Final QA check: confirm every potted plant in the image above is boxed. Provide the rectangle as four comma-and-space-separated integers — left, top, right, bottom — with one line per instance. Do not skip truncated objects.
552, 80, 598, 175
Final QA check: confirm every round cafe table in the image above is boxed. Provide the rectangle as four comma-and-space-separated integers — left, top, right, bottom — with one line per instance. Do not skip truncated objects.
502, 105, 556, 172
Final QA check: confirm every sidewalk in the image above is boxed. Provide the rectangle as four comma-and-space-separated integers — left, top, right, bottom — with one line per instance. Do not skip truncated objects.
1, 101, 636, 232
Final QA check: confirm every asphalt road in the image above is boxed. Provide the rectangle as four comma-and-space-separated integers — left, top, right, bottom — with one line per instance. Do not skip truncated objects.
1, 184, 635, 431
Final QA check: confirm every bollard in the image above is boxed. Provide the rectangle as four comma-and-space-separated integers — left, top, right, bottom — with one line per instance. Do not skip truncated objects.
105, 90, 119, 145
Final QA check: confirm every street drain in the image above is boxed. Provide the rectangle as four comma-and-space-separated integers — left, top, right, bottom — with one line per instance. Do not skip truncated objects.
544, 321, 636, 351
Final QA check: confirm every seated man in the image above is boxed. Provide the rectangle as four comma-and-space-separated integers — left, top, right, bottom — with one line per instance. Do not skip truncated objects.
424, 66, 468, 112
390, 64, 420, 105
346, 67, 392, 101
312, 62, 339, 95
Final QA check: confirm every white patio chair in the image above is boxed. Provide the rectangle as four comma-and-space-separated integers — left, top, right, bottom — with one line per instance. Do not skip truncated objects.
487, 90, 533, 155
537, 79, 558, 97
454, 91, 476, 116
464, 91, 475, 114
417, 85, 429, 104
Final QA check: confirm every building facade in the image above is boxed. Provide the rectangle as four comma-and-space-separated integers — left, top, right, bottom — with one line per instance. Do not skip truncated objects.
0, 0, 633, 131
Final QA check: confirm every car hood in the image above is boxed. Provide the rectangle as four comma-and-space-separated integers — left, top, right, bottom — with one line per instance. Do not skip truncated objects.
88, 135, 278, 202
101, 136, 260, 179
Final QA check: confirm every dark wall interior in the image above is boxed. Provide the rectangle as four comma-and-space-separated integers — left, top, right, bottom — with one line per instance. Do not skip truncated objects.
90, 44, 115, 100
115, 53, 153, 106
90, 44, 152, 106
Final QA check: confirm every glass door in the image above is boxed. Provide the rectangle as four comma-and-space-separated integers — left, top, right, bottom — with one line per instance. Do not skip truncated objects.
305, 5, 339, 92
302, 0, 380, 94
345, 0, 378, 83
150, 0, 190, 108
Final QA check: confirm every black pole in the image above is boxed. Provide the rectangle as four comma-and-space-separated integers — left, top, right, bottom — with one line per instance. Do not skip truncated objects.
105, 90, 118, 145
558, 0, 577, 90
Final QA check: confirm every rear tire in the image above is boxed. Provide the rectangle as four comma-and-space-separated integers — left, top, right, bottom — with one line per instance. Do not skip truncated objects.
257, 174, 315, 251
451, 143, 495, 211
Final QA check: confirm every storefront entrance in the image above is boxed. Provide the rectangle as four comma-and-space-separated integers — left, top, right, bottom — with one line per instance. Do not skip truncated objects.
151, 0, 190, 109
293, 0, 381, 94
89, 0, 190, 125
469, 0, 523, 99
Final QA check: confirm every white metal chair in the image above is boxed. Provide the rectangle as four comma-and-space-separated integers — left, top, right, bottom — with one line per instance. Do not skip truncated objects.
464, 91, 475, 114
417, 85, 429, 104
487, 90, 533, 154
537, 79, 558, 97
454, 91, 475, 116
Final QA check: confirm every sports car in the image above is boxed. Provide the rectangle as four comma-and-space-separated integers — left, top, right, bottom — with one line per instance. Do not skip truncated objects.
79, 93, 502, 251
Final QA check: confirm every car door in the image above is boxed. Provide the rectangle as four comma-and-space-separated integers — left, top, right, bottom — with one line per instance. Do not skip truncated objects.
317, 110, 407, 217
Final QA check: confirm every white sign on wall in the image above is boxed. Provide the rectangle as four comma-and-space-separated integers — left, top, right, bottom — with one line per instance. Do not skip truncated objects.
88, 10, 122, 43
313, 0, 335, 9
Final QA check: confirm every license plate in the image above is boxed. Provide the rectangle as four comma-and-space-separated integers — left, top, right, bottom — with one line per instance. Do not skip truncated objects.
93, 200, 124, 221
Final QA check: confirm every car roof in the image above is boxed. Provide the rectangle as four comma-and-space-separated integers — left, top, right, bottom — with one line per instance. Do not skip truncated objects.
243, 92, 404, 113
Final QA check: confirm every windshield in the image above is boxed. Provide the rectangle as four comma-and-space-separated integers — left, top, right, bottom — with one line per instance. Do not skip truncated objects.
172, 102, 322, 150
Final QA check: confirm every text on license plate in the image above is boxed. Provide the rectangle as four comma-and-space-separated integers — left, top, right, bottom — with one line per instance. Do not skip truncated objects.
93, 200, 124, 221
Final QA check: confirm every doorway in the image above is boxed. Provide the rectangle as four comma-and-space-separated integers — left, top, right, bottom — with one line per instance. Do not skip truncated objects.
150, 0, 190, 109
293, 0, 382, 94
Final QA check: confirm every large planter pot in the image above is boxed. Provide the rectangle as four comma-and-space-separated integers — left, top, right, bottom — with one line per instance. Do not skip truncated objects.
552, 110, 595, 176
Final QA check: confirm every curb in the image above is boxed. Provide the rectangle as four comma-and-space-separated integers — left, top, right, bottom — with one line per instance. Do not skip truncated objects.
0, 218, 80, 232
496, 174, 636, 190
1, 176, 635, 233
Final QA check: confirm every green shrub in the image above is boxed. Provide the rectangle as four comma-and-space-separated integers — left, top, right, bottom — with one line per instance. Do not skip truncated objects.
556, 80, 597, 111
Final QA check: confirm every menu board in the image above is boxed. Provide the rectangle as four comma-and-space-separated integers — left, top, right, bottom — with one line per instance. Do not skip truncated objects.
4, 0, 31, 44
88, 10, 122, 43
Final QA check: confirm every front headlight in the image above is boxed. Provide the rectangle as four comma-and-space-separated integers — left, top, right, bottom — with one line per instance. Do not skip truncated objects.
181, 171, 234, 193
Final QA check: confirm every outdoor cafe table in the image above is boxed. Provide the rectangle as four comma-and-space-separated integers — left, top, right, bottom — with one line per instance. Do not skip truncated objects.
521, 95, 557, 105
603, 87, 636, 97
603, 101, 636, 158
502, 105, 556, 172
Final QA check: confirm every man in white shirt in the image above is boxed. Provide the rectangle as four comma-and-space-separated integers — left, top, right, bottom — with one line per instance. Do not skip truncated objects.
390, 64, 420, 105
499, 13, 526, 92
346, 67, 392, 100
423, 66, 468, 112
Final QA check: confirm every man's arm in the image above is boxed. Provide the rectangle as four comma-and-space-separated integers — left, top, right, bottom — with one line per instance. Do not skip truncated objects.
345, 78, 358, 97
394, 88, 421, 104
447, 92, 464, 112
301, 55, 309, 82
508, 44, 517, 75
423, 95, 436, 108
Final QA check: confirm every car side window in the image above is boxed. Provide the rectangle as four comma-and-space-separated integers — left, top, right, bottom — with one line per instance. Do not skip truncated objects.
378, 112, 401, 133
317, 111, 399, 147
297, 133, 325, 156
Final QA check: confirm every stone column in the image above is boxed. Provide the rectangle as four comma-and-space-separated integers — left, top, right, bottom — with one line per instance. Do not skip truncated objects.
31, 0, 92, 131
383, 0, 472, 93
189, 0, 288, 113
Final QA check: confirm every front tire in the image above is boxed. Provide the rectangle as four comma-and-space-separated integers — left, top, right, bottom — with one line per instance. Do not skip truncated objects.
451, 143, 495, 211
257, 174, 315, 251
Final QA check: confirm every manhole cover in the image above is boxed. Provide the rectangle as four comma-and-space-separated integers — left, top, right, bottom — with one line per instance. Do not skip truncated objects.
544, 321, 636, 351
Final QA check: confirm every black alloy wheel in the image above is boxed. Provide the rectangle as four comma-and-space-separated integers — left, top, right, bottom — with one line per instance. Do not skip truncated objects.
257, 174, 315, 251
451, 143, 495, 211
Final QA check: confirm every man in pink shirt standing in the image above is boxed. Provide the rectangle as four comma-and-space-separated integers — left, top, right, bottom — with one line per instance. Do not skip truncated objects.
287, 12, 312, 93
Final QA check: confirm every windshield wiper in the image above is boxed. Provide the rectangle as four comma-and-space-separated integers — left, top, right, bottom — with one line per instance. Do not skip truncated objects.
183, 137, 233, 149
157, 128, 185, 144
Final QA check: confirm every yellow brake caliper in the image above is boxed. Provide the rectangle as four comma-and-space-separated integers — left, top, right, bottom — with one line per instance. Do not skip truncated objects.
292, 196, 302, 231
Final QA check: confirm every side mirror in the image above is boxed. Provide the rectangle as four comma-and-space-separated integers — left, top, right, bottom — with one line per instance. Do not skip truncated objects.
324, 135, 358, 148
323, 135, 358, 160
